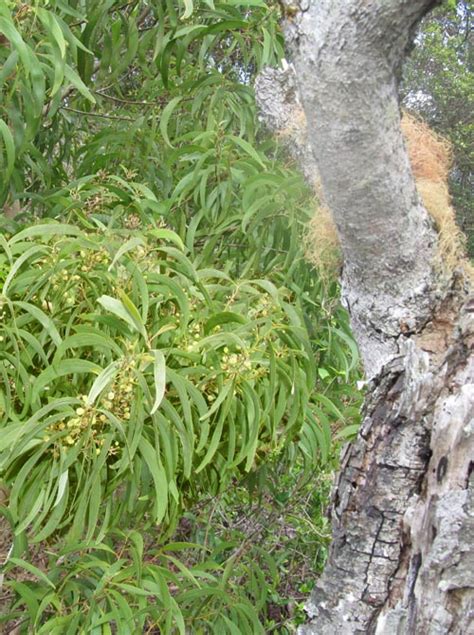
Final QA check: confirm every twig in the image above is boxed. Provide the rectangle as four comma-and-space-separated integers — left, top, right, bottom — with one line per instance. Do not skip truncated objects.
59, 106, 136, 122
93, 90, 165, 107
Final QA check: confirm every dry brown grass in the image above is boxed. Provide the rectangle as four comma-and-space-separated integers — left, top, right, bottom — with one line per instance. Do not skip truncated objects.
303, 111, 471, 279
416, 179, 469, 273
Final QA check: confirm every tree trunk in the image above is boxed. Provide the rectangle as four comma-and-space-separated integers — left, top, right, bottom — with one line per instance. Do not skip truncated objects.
256, 1, 473, 632
302, 298, 473, 634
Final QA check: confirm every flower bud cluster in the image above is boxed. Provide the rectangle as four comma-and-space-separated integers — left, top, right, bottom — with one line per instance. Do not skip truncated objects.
44, 361, 137, 457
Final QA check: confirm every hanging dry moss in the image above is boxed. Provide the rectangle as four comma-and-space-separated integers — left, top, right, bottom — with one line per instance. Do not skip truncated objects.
303, 112, 471, 279
303, 201, 341, 278
401, 113, 471, 276
401, 112, 452, 182
302, 171, 341, 279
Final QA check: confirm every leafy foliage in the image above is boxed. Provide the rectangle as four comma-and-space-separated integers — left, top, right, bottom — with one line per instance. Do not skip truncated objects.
1, 220, 328, 540
0, 1, 362, 631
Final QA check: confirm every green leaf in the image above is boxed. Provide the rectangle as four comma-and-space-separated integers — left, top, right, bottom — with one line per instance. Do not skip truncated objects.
9, 223, 81, 244
181, 0, 194, 20
86, 360, 121, 406
199, 380, 233, 423
7, 558, 56, 589
147, 228, 185, 251
196, 382, 234, 473
53, 332, 123, 364
118, 290, 148, 341
160, 97, 182, 147
336, 424, 360, 439
37, 9, 67, 58
204, 311, 247, 335
2, 245, 47, 295
53, 470, 68, 508
108, 236, 145, 270
0, 17, 33, 73
32, 359, 101, 403
228, 135, 266, 169
13, 301, 62, 346
137, 438, 168, 523
150, 350, 166, 415
225, 0, 265, 5
97, 294, 145, 338
318, 367, 330, 380
0, 119, 15, 189
64, 64, 96, 103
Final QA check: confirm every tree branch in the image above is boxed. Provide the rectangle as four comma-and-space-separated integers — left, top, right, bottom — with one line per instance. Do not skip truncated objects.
59, 106, 136, 122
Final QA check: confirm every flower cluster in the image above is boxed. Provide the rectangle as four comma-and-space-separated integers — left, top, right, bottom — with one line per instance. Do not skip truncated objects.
78, 248, 110, 272
44, 360, 137, 456
44, 400, 102, 455
221, 348, 252, 375
185, 320, 202, 353
248, 295, 273, 319
123, 213, 142, 230
102, 362, 137, 421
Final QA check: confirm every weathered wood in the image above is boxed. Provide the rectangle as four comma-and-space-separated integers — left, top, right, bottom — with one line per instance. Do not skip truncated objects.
302, 294, 473, 634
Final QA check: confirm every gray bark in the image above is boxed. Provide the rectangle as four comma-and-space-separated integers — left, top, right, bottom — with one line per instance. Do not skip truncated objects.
255, 64, 318, 187
256, 1, 474, 632
261, 0, 448, 378
302, 298, 473, 634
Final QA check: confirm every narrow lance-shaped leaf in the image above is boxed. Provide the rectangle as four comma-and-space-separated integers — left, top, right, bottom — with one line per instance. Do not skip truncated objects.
160, 97, 182, 147
0, 119, 15, 190
86, 360, 122, 406
150, 350, 166, 414
97, 293, 148, 343
181, 0, 194, 20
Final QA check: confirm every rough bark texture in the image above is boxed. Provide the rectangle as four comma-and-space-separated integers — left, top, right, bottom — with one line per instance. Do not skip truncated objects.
302, 294, 473, 634
256, 0, 474, 632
